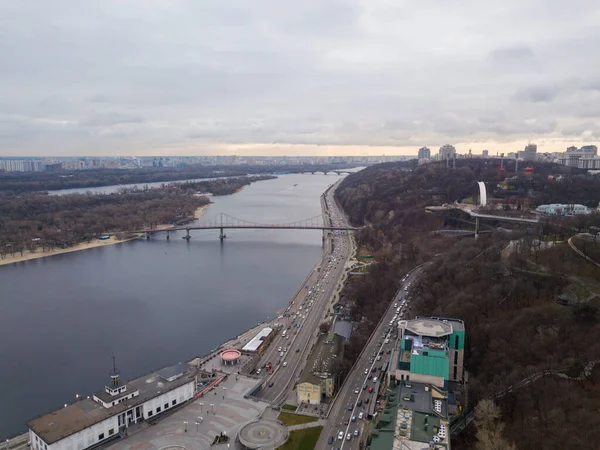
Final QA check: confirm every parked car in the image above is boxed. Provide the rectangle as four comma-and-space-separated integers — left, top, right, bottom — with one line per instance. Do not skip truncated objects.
351, 415, 356, 422
354, 429, 360, 437
368, 387, 374, 393
358, 412, 364, 419
328, 436, 334, 445
268, 382, 274, 388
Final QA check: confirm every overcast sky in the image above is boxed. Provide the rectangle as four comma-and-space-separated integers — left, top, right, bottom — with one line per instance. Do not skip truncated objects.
1, 0, 599, 156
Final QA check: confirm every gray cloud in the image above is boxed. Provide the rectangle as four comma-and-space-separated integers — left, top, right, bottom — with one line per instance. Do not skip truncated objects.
0, 0, 599, 155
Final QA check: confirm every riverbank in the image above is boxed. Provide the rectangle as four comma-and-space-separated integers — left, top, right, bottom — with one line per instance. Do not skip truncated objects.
0, 235, 141, 267
0, 204, 213, 268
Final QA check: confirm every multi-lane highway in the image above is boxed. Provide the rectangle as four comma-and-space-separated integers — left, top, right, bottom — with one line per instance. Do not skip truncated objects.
316, 267, 424, 449
254, 182, 355, 404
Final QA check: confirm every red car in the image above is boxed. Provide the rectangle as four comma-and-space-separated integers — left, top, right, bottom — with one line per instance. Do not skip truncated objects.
343, 419, 349, 425
368, 387, 374, 393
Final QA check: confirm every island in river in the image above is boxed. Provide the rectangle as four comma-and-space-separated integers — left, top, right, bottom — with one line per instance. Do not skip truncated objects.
0, 176, 274, 265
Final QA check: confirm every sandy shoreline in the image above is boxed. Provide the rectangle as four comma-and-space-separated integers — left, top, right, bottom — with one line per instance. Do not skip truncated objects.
0, 235, 141, 267
0, 204, 213, 267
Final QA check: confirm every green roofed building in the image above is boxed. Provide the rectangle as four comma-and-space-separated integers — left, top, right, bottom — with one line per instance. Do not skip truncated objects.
394, 317, 465, 388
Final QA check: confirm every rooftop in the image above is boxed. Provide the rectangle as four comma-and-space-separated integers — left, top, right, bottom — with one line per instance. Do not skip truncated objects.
368, 383, 449, 450
27, 363, 196, 445
241, 327, 273, 352
298, 333, 342, 385
405, 319, 453, 337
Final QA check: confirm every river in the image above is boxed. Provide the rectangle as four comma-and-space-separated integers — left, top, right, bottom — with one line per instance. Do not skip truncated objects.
0, 172, 347, 439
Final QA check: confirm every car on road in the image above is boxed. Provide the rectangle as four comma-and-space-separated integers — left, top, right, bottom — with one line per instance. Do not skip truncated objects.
346, 433, 352, 441
354, 387, 359, 394
357, 400, 362, 407
358, 412, 364, 419
268, 382, 274, 387
364, 369, 369, 375
328, 436, 334, 445
368, 387, 374, 393
283, 361, 287, 367
343, 419, 349, 425
338, 431, 344, 440
351, 415, 356, 422
364, 397, 370, 404
278, 347, 282, 352
376, 355, 382, 361
296, 348, 300, 353
348, 404, 353, 411
354, 429, 359, 437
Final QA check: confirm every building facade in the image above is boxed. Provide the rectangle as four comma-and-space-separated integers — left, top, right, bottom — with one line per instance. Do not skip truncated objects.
27, 363, 196, 450
519, 143, 537, 161
394, 317, 465, 388
438, 145, 456, 160
417, 147, 431, 160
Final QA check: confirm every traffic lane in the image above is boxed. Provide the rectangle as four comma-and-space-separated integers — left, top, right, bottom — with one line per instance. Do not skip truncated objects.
324, 272, 423, 449
318, 288, 413, 448
269, 242, 350, 401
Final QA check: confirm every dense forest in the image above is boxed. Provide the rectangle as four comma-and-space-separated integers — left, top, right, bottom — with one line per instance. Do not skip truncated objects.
0, 164, 353, 193
334, 159, 600, 450
0, 176, 273, 258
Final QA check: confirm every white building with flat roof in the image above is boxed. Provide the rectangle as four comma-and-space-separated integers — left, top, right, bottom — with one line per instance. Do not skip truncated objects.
26, 362, 196, 450
241, 327, 274, 354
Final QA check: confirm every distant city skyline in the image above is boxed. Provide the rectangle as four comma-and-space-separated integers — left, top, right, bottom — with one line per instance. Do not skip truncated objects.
1, 2, 599, 157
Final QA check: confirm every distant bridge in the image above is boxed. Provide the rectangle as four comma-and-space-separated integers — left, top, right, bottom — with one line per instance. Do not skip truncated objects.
135, 213, 358, 241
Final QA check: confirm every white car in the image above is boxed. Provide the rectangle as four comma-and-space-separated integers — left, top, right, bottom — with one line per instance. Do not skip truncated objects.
338, 431, 344, 440
358, 412, 364, 420
373, 376, 378, 382
354, 387, 360, 394
346, 433, 352, 441
364, 369, 369, 375
283, 361, 288, 367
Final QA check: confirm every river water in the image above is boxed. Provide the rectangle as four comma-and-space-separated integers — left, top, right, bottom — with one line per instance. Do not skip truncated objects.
0, 172, 346, 439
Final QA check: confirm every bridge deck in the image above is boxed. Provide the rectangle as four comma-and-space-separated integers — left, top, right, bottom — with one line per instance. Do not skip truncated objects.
136, 225, 357, 233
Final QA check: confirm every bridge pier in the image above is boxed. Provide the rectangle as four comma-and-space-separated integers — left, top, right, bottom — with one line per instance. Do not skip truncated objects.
475, 218, 480, 238
145, 232, 150, 240
183, 229, 191, 241
166, 230, 170, 240
219, 228, 226, 241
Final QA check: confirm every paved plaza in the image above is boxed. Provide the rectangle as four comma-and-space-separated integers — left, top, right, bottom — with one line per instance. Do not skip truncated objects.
108, 376, 269, 450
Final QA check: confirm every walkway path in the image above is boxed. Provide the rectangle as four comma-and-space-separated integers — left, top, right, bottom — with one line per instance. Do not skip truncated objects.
288, 419, 327, 431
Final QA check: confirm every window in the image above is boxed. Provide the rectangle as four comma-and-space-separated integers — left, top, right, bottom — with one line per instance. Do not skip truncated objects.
148, 410, 153, 417
98, 433, 105, 441
454, 335, 459, 349
164, 403, 169, 409
454, 351, 458, 364
172, 399, 176, 406
109, 429, 114, 436
156, 406, 162, 413
453, 366, 458, 379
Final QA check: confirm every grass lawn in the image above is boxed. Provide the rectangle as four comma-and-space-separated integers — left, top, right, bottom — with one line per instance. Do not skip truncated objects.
282, 404, 298, 411
277, 426, 323, 450
278, 412, 319, 426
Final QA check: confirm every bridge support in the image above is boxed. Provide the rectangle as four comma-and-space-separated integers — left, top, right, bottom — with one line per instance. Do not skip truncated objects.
219, 228, 226, 241
145, 232, 150, 240
184, 229, 191, 241
475, 218, 480, 237
166, 230, 170, 240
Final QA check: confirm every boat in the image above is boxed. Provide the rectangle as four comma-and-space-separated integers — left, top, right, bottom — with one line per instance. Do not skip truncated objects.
98, 235, 110, 240
293, 184, 298, 186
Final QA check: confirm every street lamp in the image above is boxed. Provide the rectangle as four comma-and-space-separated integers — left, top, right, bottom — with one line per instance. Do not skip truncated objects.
210, 403, 215, 414
184, 421, 188, 432
195, 421, 200, 432
199, 402, 204, 413
222, 387, 227, 399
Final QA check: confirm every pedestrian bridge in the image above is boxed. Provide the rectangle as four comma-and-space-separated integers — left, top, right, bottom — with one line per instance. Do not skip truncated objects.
135, 213, 358, 240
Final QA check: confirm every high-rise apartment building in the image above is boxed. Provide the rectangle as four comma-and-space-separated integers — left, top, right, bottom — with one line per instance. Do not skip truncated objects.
439, 145, 456, 160
417, 146, 431, 159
